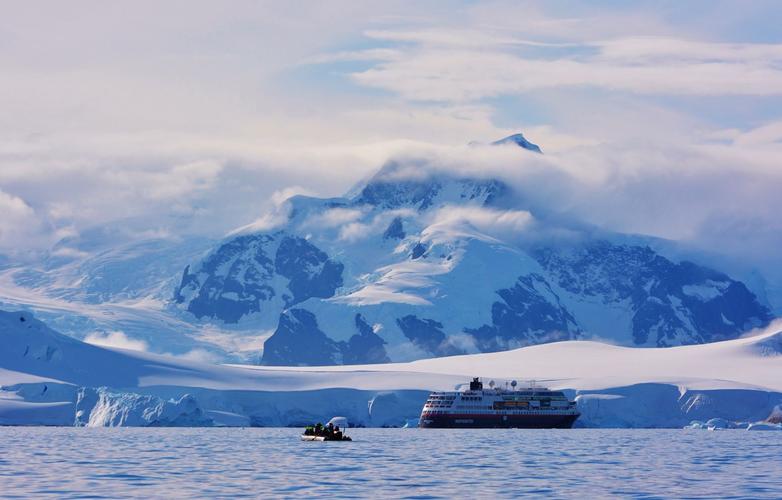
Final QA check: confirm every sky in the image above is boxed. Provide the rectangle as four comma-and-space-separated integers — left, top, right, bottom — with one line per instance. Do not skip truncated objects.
1, 0, 781, 276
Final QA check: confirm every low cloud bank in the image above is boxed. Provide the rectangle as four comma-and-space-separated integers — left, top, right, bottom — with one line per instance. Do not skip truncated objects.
84, 331, 149, 352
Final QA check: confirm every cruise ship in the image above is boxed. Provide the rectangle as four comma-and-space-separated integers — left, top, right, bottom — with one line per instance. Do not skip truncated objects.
418, 378, 580, 429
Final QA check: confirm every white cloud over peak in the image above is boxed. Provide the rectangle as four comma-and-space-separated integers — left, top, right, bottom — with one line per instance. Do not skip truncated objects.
304, 207, 365, 229
337, 208, 416, 243
422, 206, 534, 245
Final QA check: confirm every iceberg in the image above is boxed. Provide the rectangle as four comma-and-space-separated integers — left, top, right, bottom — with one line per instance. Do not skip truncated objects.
75, 388, 212, 427
747, 422, 782, 431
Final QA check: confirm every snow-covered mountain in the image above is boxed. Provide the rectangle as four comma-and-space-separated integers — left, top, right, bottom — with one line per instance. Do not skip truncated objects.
173, 135, 773, 365
491, 132, 543, 153
2, 310, 781, 428
0, 134, 774, 365
9, 225, 214, 305
0, 228, 228, 360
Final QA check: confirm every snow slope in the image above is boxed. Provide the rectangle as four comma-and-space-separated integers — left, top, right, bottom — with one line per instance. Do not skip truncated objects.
2, 310, 781, 428
0, 233, 270, 363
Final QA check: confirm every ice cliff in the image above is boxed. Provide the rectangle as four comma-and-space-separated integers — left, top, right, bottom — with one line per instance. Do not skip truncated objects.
2, 310, 781, 428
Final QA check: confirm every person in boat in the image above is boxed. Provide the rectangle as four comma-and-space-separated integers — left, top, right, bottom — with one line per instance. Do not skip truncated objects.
302, 422, 351, 441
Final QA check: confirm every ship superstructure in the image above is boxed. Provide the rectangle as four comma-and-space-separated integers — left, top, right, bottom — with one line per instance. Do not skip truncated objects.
419, 378, 580, 429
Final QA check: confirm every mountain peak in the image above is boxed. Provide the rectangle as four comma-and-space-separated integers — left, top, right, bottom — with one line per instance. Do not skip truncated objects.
491, 133, 542, 154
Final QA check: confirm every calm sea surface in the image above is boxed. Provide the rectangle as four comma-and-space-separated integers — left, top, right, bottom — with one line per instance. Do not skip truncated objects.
0, 428, 780, 499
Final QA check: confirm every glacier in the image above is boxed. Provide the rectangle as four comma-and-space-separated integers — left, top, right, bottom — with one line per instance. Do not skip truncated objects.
2, 309, 781, 429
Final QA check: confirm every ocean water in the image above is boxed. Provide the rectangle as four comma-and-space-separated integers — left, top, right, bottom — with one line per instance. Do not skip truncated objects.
0, 428, 780, 499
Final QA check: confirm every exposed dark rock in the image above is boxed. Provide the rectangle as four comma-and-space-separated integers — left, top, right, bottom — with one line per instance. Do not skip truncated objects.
274, 236, 344, 307
383, 217, 406, 240
533, 242, 772, 346
173, 234, 343, 323
461, 179, 509, 206
467, 274, 579, 352
356, 178, 442, 210
261, 309, 343, 366
396, 315, 463, 357
174, 234, 277, 323
410, 243, 427, 260
343, 314, 390, 364
262, 311, 390, 366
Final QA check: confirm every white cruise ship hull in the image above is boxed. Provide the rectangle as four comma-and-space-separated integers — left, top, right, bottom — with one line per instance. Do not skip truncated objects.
419, 412, 579, 429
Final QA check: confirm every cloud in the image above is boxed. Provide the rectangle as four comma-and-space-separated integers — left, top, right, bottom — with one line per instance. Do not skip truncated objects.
595, 37, 782, 63
733, 121, 782, 147
0, 2, 480, 252
227, 187, 312, 237
337, 208, 416, 243
303, 207, 365, 229
338, 119, 782, 276
0, 189, 48, 249
84, 331, 227, 362
50, 246, 90, 259
172, 348, 221, 364
363, 28, 540, 48
303, 48, 402, 64
270, 186, 317, 206
422, 206, 534, 245
84, 330, 149, 352
0, 189, 34, 218
351, 37, 782, 101
140, 161, 223, 200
